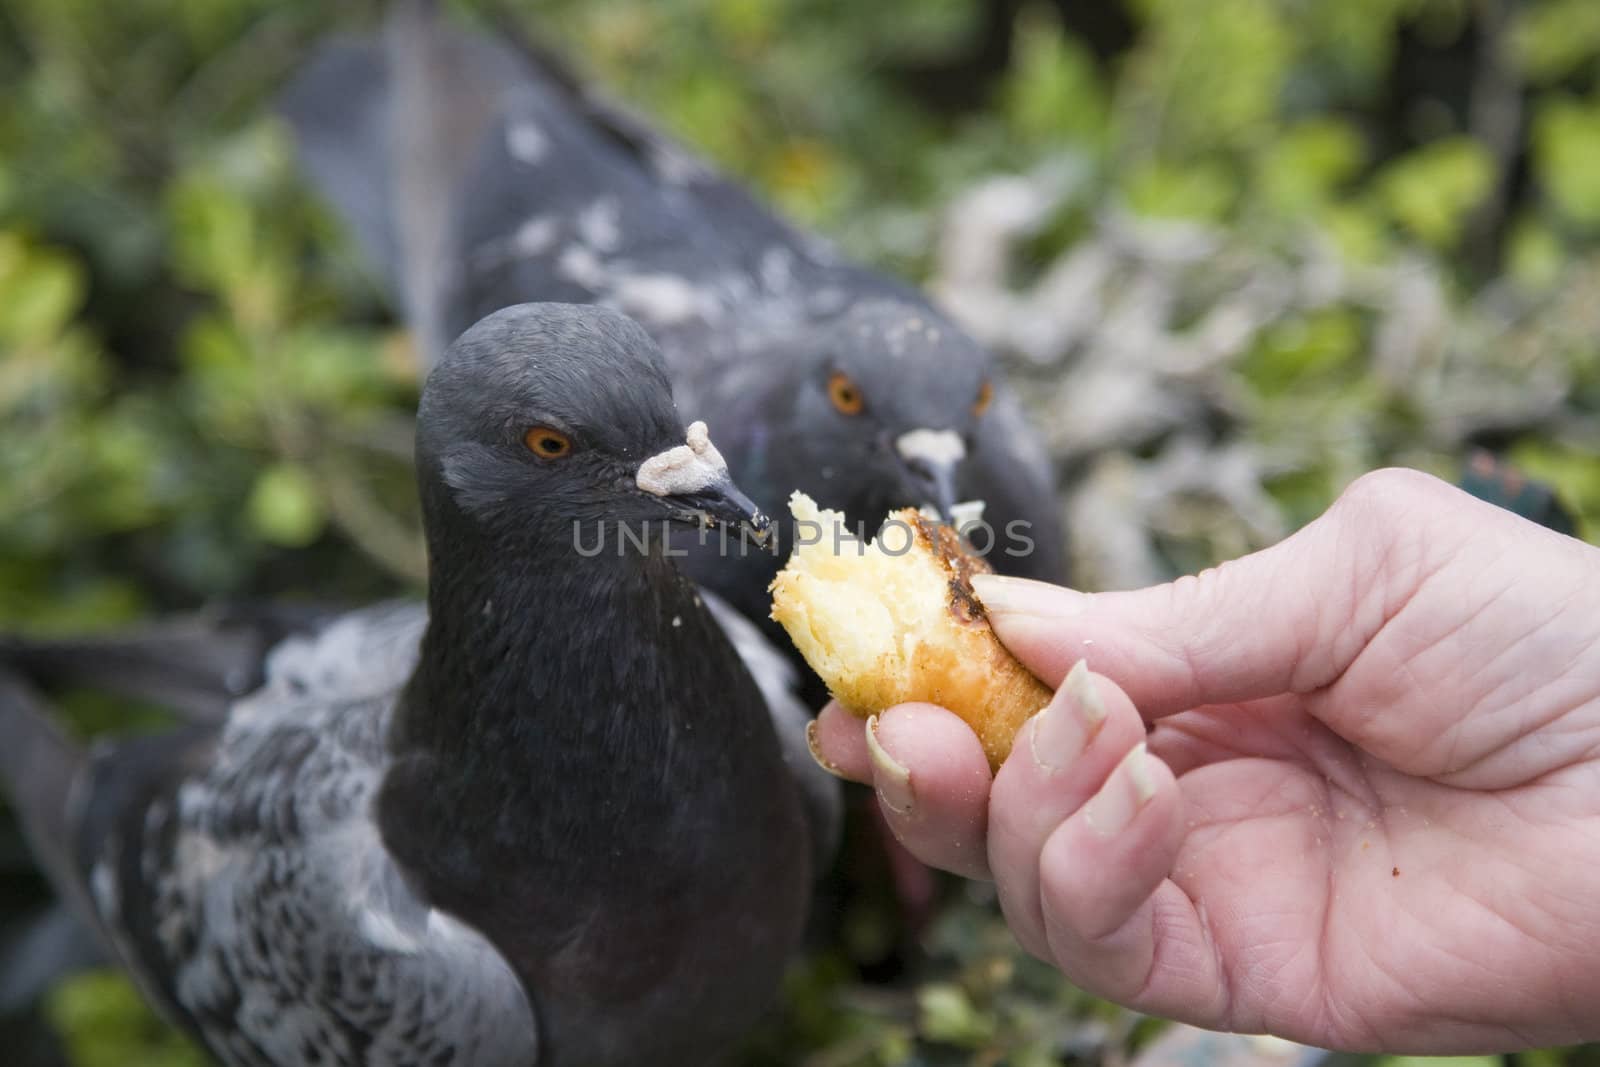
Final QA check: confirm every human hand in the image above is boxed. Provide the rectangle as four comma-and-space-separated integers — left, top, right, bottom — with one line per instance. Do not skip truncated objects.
813, 469, 1600, 1052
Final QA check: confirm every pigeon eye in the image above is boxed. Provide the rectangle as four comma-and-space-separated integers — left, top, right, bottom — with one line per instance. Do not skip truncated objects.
973, 380, 994, 418
827, 372, 865, 416
523, 426, 573, 459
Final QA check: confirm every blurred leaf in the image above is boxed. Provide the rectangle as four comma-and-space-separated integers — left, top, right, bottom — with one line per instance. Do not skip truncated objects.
247, 460, 325, 546
1533, 93, 1600, 228
1512, 0, 1600, 84
0, 235, 84, 344
1374, 136, 1494, 247
1256, 118, 1367, 215
1002, 6, 1109, 150
1320, 201, 1392, 263
45, 970, 209, 1067
1121, 0, 1293, 156
169, 171, 259, 293
1517, 1048, 1579, 1067
1507, 216, 1566, 291
1125, 160, 1236, 221
917, 982, 996, 1047
1243, 309, 1365, 396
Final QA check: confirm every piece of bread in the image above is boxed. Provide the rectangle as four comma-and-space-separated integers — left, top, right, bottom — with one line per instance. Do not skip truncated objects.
769, 492, 1052, 770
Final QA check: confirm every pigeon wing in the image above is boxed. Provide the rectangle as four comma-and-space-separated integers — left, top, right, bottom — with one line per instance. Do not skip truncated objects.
700, 590, 841, 872
0, 608, 541, 1067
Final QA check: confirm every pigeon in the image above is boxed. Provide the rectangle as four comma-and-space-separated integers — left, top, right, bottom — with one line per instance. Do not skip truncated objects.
0, 303, 827, 1066
278, 2, 1068, 643
1457, 449, 1579, 536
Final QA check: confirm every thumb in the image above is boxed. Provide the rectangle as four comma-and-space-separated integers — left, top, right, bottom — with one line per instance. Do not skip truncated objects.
975, 469, 1472, 718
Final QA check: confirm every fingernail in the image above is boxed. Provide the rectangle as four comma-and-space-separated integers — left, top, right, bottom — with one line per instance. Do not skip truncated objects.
1083, 742, 1158, 835
864, 715, 914, 815
1029, 659, 1107, 772
971, 574, 1092, 618
805, 720, 849, 780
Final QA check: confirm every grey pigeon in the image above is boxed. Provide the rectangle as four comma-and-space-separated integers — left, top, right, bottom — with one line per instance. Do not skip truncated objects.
0, 303, 825, 1066
279, 3, 1068, 640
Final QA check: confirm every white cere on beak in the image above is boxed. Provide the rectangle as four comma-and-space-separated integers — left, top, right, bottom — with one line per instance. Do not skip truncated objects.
948, 499, 987, 528
895, 428, 966, 468
918, 499, 988, 528
636, 421, 729, 497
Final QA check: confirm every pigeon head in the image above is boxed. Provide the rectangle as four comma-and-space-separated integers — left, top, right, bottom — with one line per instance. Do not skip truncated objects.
416, 302, 768, 542
790, 299, 994, 519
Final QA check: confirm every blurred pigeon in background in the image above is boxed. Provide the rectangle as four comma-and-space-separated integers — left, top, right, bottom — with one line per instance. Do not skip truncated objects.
0, 303, 830, 1066
1457, 449, 1578, 536
278, 1, 1068, 644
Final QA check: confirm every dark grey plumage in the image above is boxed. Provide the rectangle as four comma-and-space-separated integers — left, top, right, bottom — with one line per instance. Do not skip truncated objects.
279, 3, 1067, 639
0, 303, 824, 1066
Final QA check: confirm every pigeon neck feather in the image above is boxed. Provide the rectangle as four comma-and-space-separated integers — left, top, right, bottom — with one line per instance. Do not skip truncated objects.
377, 481, 808, 1018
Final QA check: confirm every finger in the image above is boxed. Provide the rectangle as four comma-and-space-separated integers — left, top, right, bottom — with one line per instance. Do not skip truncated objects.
972, 469, 1480, 718
864, 703, 993, 879
811, 701, 871, 782
1036, 745, 1228, 1025
986, 662, 1150, 957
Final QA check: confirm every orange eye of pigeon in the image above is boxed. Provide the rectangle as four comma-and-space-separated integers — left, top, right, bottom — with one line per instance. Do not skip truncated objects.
973, 379, 994, 417
523, 426, 573, 459
828, 372, 865, 416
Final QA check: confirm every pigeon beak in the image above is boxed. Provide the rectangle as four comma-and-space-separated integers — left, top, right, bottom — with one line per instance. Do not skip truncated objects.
635, 421, 772, 544
668, 477, 772, 545
895, 428, 966, 520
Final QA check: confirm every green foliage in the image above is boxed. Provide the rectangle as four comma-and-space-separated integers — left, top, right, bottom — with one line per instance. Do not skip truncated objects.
1514, 0, 1600, 84
1374, 136, 1496, 247
1255, 118, 1368, 216
1534, 92, 1600, 228
1001, 9, 1108, 150
45, 971, 208, 1067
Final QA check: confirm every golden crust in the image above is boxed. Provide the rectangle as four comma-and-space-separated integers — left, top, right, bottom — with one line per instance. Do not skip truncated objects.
768, 492, 1052, 770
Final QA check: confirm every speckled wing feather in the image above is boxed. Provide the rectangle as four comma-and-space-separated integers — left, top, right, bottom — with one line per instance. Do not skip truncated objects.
278, 4, 914, 408
4, 605, 541, 1067
1, 593, 831, 1064
700, 589, 841, 870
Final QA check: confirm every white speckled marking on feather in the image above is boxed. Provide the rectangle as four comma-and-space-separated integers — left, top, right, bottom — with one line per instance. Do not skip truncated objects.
505, 120, 548, 165
577, 198, 622, 252
512, 216, 558, 258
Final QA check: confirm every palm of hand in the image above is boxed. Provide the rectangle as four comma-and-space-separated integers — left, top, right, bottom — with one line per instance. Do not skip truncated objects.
1154, 691, 1600, 1050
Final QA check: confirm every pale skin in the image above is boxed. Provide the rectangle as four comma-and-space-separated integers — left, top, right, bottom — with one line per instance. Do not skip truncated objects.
813, 468, 1600, 1053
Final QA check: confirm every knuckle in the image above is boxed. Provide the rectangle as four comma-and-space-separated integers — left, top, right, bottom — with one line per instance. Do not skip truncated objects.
1334, 467, 1448, 521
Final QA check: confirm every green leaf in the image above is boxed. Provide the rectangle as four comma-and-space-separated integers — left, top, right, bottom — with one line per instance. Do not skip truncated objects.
1374, 137, 1495, 247
168, 172, 257, 292
1320, 201, 1391, 264
1257, 118, 1367, 214
1507, 216, 1565, 290
45, 969, 209, 1067
916, 982, 995, 1046
1119, 0, 1293, 155
1242, 309, 1364, 396
1002, 6, 1109, 149
0, 233, 85, 344
1125, 160, 1237, 222
247, 461, 326, 547
1533, 94, 1600, 228
1512, 0, 1600, 84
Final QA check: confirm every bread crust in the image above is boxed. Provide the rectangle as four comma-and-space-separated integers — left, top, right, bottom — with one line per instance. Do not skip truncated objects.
769, 493, 1052, 770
